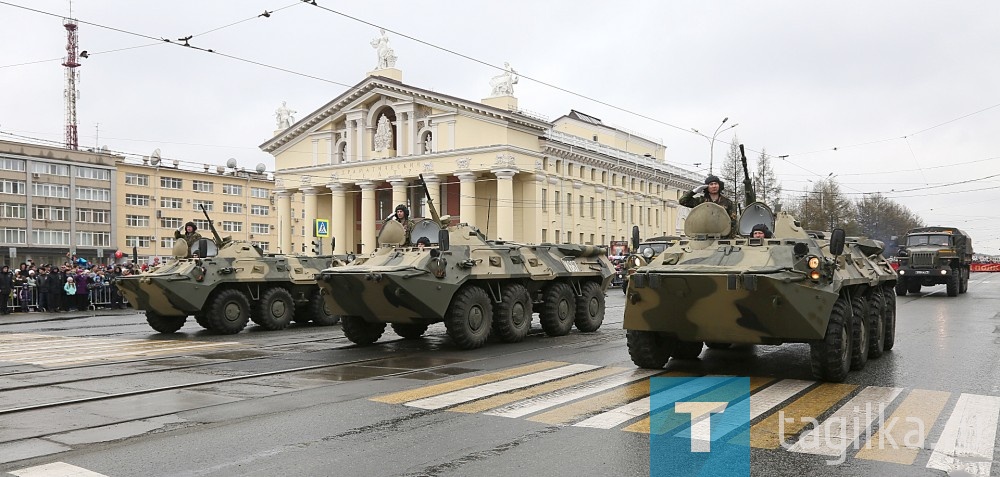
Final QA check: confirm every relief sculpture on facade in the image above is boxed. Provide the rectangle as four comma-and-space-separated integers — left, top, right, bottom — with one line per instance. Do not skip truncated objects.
373, 115, 393, 152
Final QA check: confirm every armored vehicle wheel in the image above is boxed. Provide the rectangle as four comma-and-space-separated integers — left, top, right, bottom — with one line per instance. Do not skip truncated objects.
574, 282, 605, 333
292, 309, 312, 324
146, 311, 186, 334
810, 296, 852, 382
205, 289, 251, 335
252, 287, 295, 331
540, 282, 576, 337
866, 289, 886, 359
882, 285, 897, 351
493, 284, 533, 343
946, 269, 959, 297
341, 316, 386, 345
895, 282, 907, 297
626, 330, 672, 369
194, 313, 209, 329
309, 290, 340, 326
445, 286, 493, 350
705, 342, 732, 350
907, 282, 921, 294
959, 274, 968, 294
392, 323, 429, 340
850, 293, 870, 371
672, 340, 704, 360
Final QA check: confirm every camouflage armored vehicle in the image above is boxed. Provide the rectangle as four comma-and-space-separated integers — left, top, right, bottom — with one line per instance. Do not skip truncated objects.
623, 146, 898, 382
894, 226, 973, 297
620, 228, 683, 293
316, 175, 615, 350
117, 206, 350, 334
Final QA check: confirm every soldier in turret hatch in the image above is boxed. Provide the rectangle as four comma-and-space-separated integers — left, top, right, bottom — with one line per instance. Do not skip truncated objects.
390, 204, 415, 245
174, 222, 203, 245
679, 174, 737, 238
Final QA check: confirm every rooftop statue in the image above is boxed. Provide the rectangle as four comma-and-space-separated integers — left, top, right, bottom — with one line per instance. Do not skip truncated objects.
370, 28, 398, 69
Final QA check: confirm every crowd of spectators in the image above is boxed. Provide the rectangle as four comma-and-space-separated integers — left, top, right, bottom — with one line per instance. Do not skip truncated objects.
0, 257, 144, 314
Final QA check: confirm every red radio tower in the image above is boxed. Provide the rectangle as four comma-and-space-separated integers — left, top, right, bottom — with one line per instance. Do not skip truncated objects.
62, 15, 81, 150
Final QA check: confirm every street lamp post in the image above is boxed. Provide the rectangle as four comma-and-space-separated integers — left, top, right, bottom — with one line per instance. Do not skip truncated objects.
691, 118, 738, 174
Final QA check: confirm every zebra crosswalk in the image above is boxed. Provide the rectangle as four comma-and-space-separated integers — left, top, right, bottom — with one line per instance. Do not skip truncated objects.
372, 361, 1000, 475
0, 333, 239, 367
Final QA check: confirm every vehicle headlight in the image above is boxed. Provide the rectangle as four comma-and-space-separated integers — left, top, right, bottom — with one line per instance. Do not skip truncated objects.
940, 269, 947, 275
642, 247, 654, 259
807, 256, 820, 269
809, 270, 821, 280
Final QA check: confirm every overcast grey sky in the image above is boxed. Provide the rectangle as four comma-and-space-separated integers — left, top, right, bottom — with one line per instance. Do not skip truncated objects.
2, 1, 1000, 252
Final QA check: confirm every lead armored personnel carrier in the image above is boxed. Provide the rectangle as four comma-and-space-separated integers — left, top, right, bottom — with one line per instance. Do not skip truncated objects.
117, 206, 350, 334
316, 175, 614, 350
623, 147, 898, 381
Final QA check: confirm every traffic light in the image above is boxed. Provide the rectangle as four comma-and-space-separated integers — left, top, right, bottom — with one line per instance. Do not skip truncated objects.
311, 239, 322, 255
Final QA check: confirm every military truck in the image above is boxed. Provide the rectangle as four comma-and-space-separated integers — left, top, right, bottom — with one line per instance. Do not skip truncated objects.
894, 226, 973, 297
622, 146, 898, 382
116, 206, 350, 334
316, 175, 614, 350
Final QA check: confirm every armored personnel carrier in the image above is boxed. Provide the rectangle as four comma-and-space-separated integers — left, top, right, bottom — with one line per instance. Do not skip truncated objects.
117, 206, 350, 334
623, 147, 898, 381
895, 226, 973, 296
316, 175, 614, 350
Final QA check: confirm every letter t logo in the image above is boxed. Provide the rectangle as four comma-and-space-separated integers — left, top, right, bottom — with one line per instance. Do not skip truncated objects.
675, 402, 729, 452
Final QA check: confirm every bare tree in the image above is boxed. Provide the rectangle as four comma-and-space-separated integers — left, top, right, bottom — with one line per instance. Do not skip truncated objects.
855, 193, 924, 254
785, 178, 857, 234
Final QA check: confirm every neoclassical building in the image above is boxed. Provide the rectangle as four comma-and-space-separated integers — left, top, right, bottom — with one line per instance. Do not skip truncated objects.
261, 55, 700, 255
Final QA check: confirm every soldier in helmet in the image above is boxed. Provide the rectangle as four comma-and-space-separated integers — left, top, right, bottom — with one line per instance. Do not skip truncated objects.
751, 223, 772, 239
680, 174, 737, 238
390, 204, 415, 245
174, 222, 203, 246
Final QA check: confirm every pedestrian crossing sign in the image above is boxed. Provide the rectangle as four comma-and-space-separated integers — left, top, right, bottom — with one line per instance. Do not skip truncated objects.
314, 219, 330, 238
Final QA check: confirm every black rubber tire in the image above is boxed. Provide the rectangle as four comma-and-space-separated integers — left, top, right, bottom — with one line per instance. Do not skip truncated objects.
810, 295, 852, 382
895, 281, 907, 297
204, 289, 251, 335
194, 312, 209, 329
959, 272, 968, 294
907, 281, 921, 294
672, 340, 704, 360
574, 282, 605, 332
292, 304, 312, 324
882, 285, 897, 351
705, 342, 732, 350
946, 269, 959, 297
539, 282, 575, 337
341, 315, 385, 345
252, 287, 295, 331
146, 311, 186, 333
391, 323, 429, 339
866, 288, 886, 359
492, 284, 533, 343
309, 289, 340, 326
626, 330, 672, 369
444, 286, 493, 350
850, 293, 869, 371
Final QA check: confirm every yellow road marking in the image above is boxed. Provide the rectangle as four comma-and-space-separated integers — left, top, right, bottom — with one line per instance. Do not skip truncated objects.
855, 389, 950, 465
371, 361, 567, 404
450, 367, 626, 413
624, 376, 773, 434
749, 382, 857, 449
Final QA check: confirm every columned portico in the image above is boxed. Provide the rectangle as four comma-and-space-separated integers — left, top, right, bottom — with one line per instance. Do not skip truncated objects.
389, 178, 409, 209
301, 187, 319, 239
423, 175, 442, 216
328, 182, 347, 253
492, 168, 517, 241
455, 172, 477, 227
358, 181, 377, 253
274, 190, 293, 254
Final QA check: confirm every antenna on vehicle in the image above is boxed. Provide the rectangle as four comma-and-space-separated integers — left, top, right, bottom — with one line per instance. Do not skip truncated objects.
485, 198, 492, 240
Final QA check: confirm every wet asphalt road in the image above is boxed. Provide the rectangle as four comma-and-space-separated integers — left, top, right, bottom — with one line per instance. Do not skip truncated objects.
0, 274, 997, 477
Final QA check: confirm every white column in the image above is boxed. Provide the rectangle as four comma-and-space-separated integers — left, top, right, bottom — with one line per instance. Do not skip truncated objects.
395, 115, 404, 153
275, 190, 293, 254
493, 169, 516, 241
447, 121, 456, 151
311, 139, 319, 166
355, 119, 365, 162
389, 178, 409, 211
410, 115, 418, 154
359, 181, 377, 254
423, 175, 442, 218
328, 183, 347, 254
456, 172, 477, 228
302, 187, 319, 240
326, 137, 334, 165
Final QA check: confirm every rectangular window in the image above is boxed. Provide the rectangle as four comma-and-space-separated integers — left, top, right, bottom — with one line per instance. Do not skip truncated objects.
124, 173, 149, 186
193, 219, 210, 231
580, 233, 585, 244
32, 229, 71, 245
250, 205, 269, 216
192, 200, 213, 212
0, 180, 25, 195
76, 166, 111, 181
31, 163, 69, 176
222, 221, 242, 232
223, 184, 243, 196
622, 203, 626, 222
567, 193, 572, 216
32, 205, 69, 221
125, 194, 150, 206
160, 197, 182, 209
601, 199, 606, 220
251, 241, 270, 252
75, 186, 111, 202
611, 200, 616, 221
554, 191, 560, 214
77, 231, 111, 247
161, 177, 182, 189
1, 203, 26, 219
541, 229, 547, 243
161, 217, 183, 229
590, 197, 595, 218
192, 180, 214, 193
126, 215, 150, 227
250, 187, 269, 199
33, 183, 70, 199
160, 237, 176, 248
580, 196, 585, 217
1, 227, 26, 244
77, 208, 111, 224
125, 235, 153, 248
251, 223, 270, 234
0, 158, 25, 171
541, 188, 547, 212
223, 202, 243, 213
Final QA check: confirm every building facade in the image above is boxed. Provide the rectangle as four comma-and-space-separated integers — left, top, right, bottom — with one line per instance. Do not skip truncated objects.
261, 68, 701, 255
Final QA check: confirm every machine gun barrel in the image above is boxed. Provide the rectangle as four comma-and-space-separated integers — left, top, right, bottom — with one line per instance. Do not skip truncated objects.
739, 144, 756, 206
200, 204, 225, 246
417, 174, 442, 225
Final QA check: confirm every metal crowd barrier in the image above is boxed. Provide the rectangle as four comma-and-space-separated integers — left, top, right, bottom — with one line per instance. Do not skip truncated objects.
3, 285, 128, 311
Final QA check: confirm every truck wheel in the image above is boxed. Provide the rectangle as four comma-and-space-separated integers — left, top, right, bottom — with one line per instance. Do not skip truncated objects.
946, 269, 959, 297
540, 282, 575, 337
626, 330, 672, 369
445, 286, 493, 349
205, 289, 251, 335
194, 312, 209, 329
493, 284, 532, 343
310, 289, 340, 326
810, 296, 852, 382
574, 281, 605, 332
341, 316, 385, 345
672, 340, 703, 360
706, 342, 731, 350
850, 293, 869, 371
392, 323, 429, 339
146, 311, 186, 333
292, 304, 312, 324
882, 285, 897, 351
252, 287, 295, 331
866, 289, 885, 359
959, 274, 968, 294
907, 282, 921, 294
895, 281, 907, 297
